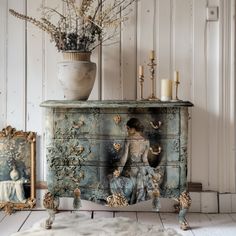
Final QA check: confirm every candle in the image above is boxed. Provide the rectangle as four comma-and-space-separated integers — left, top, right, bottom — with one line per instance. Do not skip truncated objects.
139, 65, 144, 76
174, 71, 179, 83
161, 79, 172, 101
149, 50, 155, 60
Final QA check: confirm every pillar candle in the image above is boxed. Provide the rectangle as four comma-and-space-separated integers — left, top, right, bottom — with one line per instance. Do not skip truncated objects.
174, 71, 179, 83
139, 65, 144, 76
149, 50, 155, 60
161, 79, 172, 101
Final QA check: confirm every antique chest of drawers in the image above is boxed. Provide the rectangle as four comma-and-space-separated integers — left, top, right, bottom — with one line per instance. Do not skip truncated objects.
41, 100, 193, 229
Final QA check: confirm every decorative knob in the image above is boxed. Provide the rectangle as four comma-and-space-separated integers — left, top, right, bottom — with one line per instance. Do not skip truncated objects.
77, 146, 84, 154
150, 121, 162, 130
113, 115, 121, 124
113, 143, 121, 152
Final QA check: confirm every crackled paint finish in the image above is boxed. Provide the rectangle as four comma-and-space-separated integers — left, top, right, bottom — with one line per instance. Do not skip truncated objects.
41, 100, 192, 204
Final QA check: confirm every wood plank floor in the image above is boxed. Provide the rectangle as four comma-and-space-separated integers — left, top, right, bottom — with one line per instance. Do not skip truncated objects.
0, 210, 236, 236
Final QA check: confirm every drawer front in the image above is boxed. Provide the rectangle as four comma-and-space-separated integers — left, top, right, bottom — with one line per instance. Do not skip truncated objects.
99, 107, 180, 138
46, 137, 181, 168
51, 107, 180, 139
52, 109, 99, 139
47, 164, 183, 200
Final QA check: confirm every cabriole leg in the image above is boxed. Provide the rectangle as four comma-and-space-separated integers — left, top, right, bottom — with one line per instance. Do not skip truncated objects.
174, 191, 191, 230
43, 192, 59, 229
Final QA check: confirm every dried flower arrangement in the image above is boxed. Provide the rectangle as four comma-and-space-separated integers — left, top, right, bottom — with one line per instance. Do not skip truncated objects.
9, 0, 137, 52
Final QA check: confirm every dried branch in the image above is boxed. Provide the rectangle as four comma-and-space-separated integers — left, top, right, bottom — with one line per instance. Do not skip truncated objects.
9, 9, 52, 35
9, 0, 138, 52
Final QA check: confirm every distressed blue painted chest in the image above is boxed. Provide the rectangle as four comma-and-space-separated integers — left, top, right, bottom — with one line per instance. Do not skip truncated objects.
41, 100, 193, 230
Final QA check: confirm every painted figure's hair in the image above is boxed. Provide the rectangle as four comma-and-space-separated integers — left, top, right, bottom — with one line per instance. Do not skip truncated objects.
126, 118, 144, 132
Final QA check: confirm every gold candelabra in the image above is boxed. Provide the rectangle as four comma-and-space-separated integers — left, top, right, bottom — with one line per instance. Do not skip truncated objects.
137, 50, 161, 100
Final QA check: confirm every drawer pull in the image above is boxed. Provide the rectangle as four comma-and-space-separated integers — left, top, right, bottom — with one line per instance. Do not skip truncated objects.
113, 143, 121, 152
113, 115, 121, 124
149, 146, 162, 155
72, 121, 84, 129
150, 121, 162, 130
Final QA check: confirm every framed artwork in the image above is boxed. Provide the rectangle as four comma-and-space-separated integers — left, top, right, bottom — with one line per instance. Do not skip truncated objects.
0, 126, 36, 214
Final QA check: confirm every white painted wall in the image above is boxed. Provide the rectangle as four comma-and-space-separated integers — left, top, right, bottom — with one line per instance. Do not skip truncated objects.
0, 0, 235, 195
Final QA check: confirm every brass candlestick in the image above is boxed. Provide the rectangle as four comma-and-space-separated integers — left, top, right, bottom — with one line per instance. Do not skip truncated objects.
147, 57, 159, 100
172, 71, 181, 102
172, 80, 181, 101
139, 74, 144, 100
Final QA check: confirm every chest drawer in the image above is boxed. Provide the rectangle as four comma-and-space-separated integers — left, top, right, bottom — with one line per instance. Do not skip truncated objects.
51, 107, 180, 139
52, 109, 99, 139
100, 107, 180, 138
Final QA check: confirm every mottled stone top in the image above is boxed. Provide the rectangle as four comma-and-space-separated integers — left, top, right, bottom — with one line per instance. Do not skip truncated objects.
40, 100, 193, 108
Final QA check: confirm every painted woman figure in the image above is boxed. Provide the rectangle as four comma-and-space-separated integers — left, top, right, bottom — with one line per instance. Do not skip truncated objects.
110, 118, 154, 204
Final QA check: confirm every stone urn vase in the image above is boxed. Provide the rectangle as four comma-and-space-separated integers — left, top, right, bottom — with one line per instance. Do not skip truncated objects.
58, 51, 96, 100
10, 165, 20, 181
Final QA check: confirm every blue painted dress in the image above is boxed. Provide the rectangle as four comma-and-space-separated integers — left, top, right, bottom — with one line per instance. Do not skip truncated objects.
110, 135, 154, 204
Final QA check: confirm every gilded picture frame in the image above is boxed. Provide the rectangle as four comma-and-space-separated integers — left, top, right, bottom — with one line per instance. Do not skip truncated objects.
0, 126, 36, 214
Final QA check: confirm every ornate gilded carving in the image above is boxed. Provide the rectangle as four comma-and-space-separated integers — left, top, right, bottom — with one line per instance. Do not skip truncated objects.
0, 126, 16, 138
106, 193, 129, 207
27, 132, 36, 143
113, 169, 120, 177
150, 121, 162, 130
174, 191, 192, 230
72, 120, 84, 129
43, 192, 59, 210
113, 115, 121, 124
113, 143, 121, 152
0, 198, 36, 215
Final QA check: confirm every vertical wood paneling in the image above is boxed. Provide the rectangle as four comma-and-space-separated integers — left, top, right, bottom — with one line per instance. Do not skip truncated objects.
206, 0, 220, 191
0, 0, 7, 128
101, 0, 121, 100
137, 0, 155, 99
121, 1, 137, 100
218, 0, 236, 193
191, 0, 209, 189
7, 0, 26, 130
157, 0, 171, 98
173, 0, 193, 101
44, 1, 64, 100
27, 0, 44, 180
